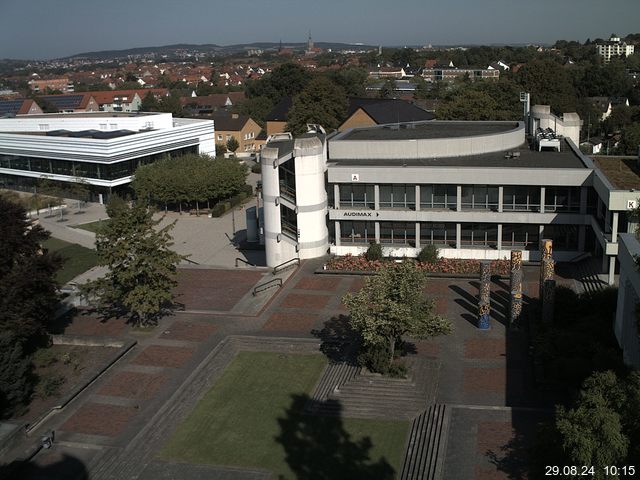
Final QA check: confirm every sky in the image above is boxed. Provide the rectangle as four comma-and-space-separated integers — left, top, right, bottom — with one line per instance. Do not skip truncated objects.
1, 0, 639, 60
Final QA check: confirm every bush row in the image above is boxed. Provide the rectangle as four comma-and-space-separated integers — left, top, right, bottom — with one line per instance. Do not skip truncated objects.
210, 184, 254, 217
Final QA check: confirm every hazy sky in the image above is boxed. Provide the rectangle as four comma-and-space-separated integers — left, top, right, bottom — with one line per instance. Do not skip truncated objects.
1, 0, 639, 60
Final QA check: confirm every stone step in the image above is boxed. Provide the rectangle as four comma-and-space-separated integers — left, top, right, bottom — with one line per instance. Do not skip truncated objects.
400, 404, 448, 480
332, 387, 428, 402
312, 403, 418, 420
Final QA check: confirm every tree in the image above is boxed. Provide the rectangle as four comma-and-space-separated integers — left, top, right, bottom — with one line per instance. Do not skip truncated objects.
515, 59, 577, 114
378, 78, 396, 99
140, 91, 160, 112
226, 136, 239, 154
82, 200, 184, 326
0, 332, 32, 417
342, 262, 452, 371
237, 96, 273, 127
620, 123, 640, 155
286, 76, 348, 135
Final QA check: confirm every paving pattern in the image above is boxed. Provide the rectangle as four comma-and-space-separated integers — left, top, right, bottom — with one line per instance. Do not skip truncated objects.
17, 260, 565, 480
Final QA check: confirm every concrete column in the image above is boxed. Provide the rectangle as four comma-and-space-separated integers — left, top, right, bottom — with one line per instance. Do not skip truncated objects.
415, 185, 421, 211
456, 223, 462, 249
608, 256, 616, 285
539, 187, 546, 213
333, 184, 340, 209
612, 212, 619, 243
415, 222, 421, 249
497, 224, 503, 250
334, 221, 341, 246
580, 186, 588, 215
498, 186, 504, 213
375, 221, 380, 243
374, 185, 380, 211
456, 185, 462, 212
578, 225, 586, 252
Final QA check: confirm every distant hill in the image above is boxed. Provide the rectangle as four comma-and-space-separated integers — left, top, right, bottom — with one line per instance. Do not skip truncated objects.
64, 41, 379, 60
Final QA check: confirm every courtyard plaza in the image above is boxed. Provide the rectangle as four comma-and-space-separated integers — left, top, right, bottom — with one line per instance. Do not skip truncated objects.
4, 253, 572, 480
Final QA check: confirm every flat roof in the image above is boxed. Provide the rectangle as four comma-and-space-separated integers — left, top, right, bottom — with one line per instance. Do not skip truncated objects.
329, 140, 587, 169
8, 112, 158, 119
338, 121, 519, 141
592, 156, 640, 189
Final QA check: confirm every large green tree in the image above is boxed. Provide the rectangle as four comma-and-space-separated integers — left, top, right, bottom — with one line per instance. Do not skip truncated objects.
515, 59, 577, 114
82, 200, 184, 326
0, 196, 61, 416
286, 76, 348, 135
343, 262, 452, 371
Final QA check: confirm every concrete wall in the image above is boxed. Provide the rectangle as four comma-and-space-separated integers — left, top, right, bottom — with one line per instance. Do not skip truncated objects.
531, 105, 582, 147
0, 112, 174, 132
615, 233, 640, 367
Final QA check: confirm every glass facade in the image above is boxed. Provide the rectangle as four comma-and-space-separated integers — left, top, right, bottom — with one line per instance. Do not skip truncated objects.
421, 222, 457, 247
340, 221, 375, 244
501, 224, 540, 250
461, 185, 499, 210
379, 222, 416, 246
0, 146, 197, 181
281, 206, 298, 240
461, 223, 498, 248
542, 225, 579, 250
340, 184, 374, 209
503, 186, 540, 212
278, 161, 296, 202
544, 187, 580, 212
379, 184, 415, 209
420, 185, 456, 210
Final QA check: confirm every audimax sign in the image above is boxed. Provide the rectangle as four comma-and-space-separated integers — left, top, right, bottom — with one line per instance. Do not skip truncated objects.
341, 211, 380, 217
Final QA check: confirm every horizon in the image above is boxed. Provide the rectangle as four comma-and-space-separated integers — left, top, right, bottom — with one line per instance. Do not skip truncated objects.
1, 0, 639, 61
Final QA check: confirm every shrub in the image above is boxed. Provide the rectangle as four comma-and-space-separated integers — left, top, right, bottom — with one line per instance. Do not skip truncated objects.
211, 203, 226, 217
357, 342, 391, 374
251, 163, 261, 174
243, 184, 253, 196
365, 242, 383, 261
37, 373, 65, 398
417, 245, 439, 264
32, 348, 58, 368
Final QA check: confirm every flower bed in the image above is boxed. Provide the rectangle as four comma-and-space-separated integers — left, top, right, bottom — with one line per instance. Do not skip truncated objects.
325, 254, 510, 276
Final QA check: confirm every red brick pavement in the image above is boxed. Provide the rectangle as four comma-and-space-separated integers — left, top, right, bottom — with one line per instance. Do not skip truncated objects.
132, 345, 195, 369
410, 339, 441, 358
61, 403, 138, 437
57, 314, 128, 337
159, 321, 217, 342
174, 269, 263, 311
281, 293, 331, 309
464, 339, 506, 359
476, 421, 514, 453
463, 367, 506, 393
263, 311, 320, 332
475, 466, 511, 480
434, 297, 448, 315
294, 277, 342, 291
98, 371, 168, 399
424, 281, 451, 297
348, 278, 365, 293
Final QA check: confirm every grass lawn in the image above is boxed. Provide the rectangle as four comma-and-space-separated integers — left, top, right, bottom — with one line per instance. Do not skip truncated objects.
43, 238, 99, 284
73, 219, 110, 234
159, 352, 409, 479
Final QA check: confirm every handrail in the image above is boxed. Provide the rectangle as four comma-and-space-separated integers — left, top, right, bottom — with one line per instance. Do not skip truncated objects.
235, 257, 256, 267
252, 278, 282, 296
273, 257, 300, 275
183, 257, 200, 265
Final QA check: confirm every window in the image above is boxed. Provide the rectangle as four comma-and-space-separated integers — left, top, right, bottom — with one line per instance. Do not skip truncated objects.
280, 206, 298, 240
544, 187, 580, 212
421, 223, 456, 247
503, 186, 540, 212
226, 134, 232, 141
99, 123, 107, 130
379, 184, 415, 209
420, 184, 456, 210
340, 221, 375, 244
460, 223, 498, 248
461, 185, 499, 210
38, 124, 49, 131
379, 222, 416, 246
339, 184, 374, 209
541, 225, 578, 250
502, 224, 539, 250
217, 134, 223, 141
278, 161, 296, 202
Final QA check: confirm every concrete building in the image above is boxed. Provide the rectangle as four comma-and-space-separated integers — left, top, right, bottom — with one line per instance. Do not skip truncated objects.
260, 108, 639, 284
596, 34, 635, 63
614, 233, 640, 368
0, 112, 214, 202
28, 77, 74, 93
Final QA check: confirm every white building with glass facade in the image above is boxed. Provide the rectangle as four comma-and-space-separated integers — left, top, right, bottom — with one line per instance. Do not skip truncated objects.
0, 112, 215, 202
261, 111, 639, 284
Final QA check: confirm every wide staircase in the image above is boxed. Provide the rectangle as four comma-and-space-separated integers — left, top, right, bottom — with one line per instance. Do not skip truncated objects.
307, 358, 439, 420
573, 257, 606, 294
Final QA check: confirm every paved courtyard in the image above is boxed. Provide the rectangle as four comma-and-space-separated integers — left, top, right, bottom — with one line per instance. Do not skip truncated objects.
10, 259, 559, 480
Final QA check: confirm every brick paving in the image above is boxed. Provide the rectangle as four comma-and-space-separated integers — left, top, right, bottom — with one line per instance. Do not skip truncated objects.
98, 371, 168, 400
410, 339, 442, 358
463, 368, 507, 394
132, 345, 195, 368
280, 292, 331, 309
159, 321, 217, 342
60, 403, 138, 437
476, 421, 514, 453
262, 311, 320, 332
52, 312, 128, 337
174, 269, 264, 311
465, 338, 506, 359
294, 276, 342, 291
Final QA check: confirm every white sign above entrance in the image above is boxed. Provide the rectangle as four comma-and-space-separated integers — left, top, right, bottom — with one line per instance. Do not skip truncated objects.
351, 173, 360, 181
340, 211, 380, 218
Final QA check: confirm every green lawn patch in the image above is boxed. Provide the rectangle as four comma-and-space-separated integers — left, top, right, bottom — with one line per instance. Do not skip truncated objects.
43, 238, 99, 284
160, 352, 408, 479
73, 219, 110, 234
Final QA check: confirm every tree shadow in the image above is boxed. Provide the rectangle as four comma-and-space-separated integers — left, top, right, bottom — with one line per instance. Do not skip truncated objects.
0, 452, 89, 480
275, 394, 395, 480
311, 314, 360, 363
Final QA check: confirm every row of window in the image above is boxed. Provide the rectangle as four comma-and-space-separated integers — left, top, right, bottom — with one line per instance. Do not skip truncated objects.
336, 184, 583, 212
0, 147, 197, 181
338, 221, 579, 250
